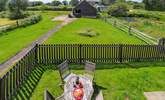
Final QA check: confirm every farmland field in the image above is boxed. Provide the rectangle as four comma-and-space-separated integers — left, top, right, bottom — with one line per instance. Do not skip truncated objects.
46, 18, 145, 44
22, 62, 165, 100
117, 10, 165, 39
0, 18, 16, 26
0, 11, 70, 64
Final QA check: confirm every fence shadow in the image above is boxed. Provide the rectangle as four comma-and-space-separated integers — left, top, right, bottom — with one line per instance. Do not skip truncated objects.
13, 66, 45, 100
92, 82, 107, 100
95, 61, 165, 70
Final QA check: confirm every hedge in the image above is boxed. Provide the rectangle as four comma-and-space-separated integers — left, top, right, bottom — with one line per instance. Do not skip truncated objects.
0, 14, 42, 34
27, 6, 72, 11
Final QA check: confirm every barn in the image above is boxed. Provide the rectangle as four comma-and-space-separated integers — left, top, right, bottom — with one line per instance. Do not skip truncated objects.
73, 0, 98, 18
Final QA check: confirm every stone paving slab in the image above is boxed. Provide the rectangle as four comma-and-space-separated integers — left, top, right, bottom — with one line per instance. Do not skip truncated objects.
144, 91, 165, 100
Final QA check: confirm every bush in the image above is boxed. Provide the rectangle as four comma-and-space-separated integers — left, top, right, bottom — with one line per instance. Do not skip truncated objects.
127, 10, 164, 21
27, 5, 72, 11
133, 3, 145, 9
78, 28, 99, 37
18, 14, 42, 27
108, 3, 129, 17
0, 11, 9, 18
9, 10, 29, 19
0, 14, 42, 33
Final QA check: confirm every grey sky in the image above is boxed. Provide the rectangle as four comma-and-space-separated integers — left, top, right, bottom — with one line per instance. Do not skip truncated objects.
29, 0, 142, 3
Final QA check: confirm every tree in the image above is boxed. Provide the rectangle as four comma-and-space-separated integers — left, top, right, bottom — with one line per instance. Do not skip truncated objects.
0, 0, 8, 11
108, 2, 129, 17
29, 1, 43, 6
70, 0, 79, 6
62, 0, 68, 5
8, 0, 29, 19
143, 0, 165, 11
102, 0, 115, 5
51, 0, 62, 6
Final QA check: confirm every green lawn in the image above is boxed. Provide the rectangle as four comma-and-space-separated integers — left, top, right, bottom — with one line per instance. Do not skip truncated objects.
0, 11, 70, 64
45, 18, 145, 44
29, 62, 165, 100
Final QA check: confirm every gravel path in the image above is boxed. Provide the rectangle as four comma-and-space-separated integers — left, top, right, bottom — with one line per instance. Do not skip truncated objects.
0, 15, 77, 75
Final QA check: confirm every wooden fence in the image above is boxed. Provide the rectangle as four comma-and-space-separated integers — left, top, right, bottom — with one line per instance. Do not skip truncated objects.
100, 17, 158, 45
0, 47, 37, 100
37, 44, 165, 64
0, 44, 165, 100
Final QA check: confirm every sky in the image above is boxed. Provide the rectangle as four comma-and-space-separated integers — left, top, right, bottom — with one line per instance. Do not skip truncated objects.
29, 0, 142, 3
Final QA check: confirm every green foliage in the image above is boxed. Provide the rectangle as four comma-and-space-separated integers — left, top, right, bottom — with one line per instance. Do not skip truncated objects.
18, 14, 42, 27
128, 9, 165, 21
143, 0, 165, 11
70, 0, 79, 6
40, 4, 49, 12
51, 0, 62, 6
29, 1, 43, 6
0, 11, 9, 18
108, 2, 129, 17
133, 3, 145, 9
8, 0, 29, 19
0, 0, 8, 11
102, 0, 116, 5
0, 15, 42, 33
27, 5, 73, 11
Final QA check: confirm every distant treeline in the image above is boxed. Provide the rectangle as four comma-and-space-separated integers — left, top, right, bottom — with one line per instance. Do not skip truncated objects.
143, 0, 165, 11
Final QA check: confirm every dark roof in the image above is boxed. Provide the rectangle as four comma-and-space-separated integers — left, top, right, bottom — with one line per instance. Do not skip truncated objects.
75, 0, 97, 9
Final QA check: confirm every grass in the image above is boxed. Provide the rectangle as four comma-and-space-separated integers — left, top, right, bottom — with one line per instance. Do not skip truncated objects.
28, 62, 165, 100
45, 18, 145, 44
118, 9, 165, 39
0, 18, 16, 26
0, 11, 70, 64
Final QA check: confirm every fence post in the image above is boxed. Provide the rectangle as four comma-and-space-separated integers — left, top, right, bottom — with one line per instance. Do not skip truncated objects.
114, 20, 116, 26
128, 26, 132, 35
16, 20, 19, 27
118, 44, 123, 63
79, 44, 82, 64
35, 44, 38, 65
0, 78, 1, 100
0, 77, 4, 100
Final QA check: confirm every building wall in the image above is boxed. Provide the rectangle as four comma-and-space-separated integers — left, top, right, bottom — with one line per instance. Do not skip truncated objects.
73, 1, 97, 17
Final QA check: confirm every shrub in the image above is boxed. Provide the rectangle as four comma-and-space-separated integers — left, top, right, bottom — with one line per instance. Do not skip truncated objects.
27, 6, 72, 11
0, 11, 9, 18
133, 3, 145, 9
78, 28, 99, 37
18, 14, 42, 27
108, 3, 129, 17
0, 14, 42, 33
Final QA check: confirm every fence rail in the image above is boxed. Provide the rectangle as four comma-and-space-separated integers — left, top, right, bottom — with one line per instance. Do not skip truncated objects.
100, 17, 158, 45
0, 44, 165, 100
